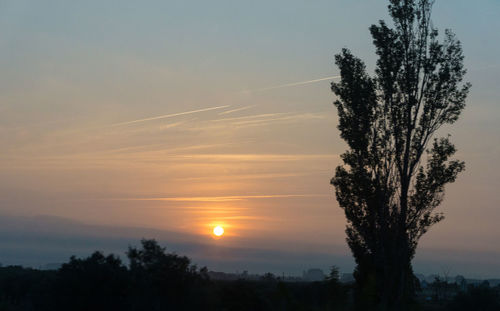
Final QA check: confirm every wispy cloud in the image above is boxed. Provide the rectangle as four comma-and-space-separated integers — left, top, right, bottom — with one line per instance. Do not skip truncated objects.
208, 215, 271, 221
114, 194, 328, 202
219, 105, 256, 115
104, 76, 339, 128
232, 113, 325, 127
176, 153, 334, 162
174, 172, 309, 181
109, 105, 231, 127
241, 75, 340, 94
211, 113, 289, 123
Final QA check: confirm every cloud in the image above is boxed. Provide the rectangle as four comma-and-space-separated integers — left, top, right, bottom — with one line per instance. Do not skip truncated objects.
232, 113, 325, 127
175, 153, 334, 162
106, 75, 339, 127
218, 105, 256, 115
174, 172, 309, 181
109, 105, 231, 127
241, 75, 340, 94
211, 113, 289, 123
114, 194, 328, 202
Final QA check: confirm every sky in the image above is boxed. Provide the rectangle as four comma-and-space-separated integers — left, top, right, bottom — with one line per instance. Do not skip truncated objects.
0, 0, 499, 278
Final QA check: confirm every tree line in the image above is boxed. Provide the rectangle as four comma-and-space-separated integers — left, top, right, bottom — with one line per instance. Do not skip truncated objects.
1, 239, 498, 310
0, 239, 350, 311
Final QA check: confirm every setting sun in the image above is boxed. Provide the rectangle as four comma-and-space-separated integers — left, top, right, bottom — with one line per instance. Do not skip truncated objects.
213, 226, 224, 237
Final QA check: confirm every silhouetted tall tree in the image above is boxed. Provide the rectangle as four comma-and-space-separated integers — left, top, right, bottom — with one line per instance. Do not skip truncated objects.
330, 0, 469, 309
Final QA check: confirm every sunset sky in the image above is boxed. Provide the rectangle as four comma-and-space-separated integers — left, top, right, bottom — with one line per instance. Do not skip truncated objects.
1, 0, 499, 277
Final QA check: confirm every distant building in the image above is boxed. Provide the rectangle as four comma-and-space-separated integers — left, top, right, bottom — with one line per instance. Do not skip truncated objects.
302, 268, 325, 282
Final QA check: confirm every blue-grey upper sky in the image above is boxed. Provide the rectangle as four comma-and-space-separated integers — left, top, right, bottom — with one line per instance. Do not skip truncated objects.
0, 0, 499, 277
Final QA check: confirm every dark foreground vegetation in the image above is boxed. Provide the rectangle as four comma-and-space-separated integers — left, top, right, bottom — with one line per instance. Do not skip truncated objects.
329, 0, 471, 309
0, 239, 499, 311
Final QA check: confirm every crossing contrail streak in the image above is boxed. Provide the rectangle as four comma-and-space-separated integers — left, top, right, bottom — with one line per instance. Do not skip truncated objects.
108, 76, 340, 127
110, 105, 231, 127
242, 75, 340, 93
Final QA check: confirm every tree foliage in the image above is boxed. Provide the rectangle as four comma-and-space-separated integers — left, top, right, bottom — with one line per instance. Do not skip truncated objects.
0, 240, 352, 311
330, 0, 469, 308
57, 252, 129, 310
126, 239, 209, 310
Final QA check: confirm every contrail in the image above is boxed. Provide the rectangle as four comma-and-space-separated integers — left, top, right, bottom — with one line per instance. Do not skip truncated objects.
110, 105, 231, 127
107, 75, 340, 127
219, 105, 256, 115
242, 75, 340, 93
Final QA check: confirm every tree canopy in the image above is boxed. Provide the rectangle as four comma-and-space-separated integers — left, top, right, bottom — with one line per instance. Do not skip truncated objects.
330, 0, 469, 309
